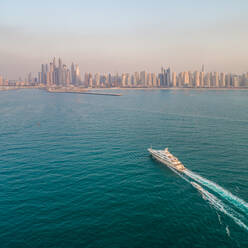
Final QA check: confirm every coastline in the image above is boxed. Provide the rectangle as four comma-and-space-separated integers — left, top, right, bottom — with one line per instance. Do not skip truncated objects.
1, 86, 248, 93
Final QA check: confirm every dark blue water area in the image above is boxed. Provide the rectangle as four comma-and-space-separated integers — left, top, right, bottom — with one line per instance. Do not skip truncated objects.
0, 89, 247, 247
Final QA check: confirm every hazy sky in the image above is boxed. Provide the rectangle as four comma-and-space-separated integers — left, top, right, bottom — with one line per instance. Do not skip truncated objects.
0, 0, 248, 79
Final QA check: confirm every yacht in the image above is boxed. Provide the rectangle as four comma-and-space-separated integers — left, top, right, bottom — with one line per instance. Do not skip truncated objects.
148, 147, 185, 172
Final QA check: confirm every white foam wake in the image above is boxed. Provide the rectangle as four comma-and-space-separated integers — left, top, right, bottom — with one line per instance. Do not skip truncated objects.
184, 169, 248, 216
191, 182, 248, 231
167, 167, 248, 232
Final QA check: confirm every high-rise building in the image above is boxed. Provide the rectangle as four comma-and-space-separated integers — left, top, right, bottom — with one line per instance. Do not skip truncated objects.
95, 73, 100, 87
75, 65, 81, 84
194, 71, 200, 87
178, 72, 183, 87
232, 75, 239, 87
66, 69, 71, 86
220, 73, 225, 87
160, 67, 171, 87
152, 73, 157, 87
58, 58, 62, 69
172, 72, 177, 87
205, 72, 211, 87
213, 72, 219, 87
226, 74, 232, 88
183, 71, 189, 86
200, 71, 204, 87
52, 57, 56, 69
188, 71, 193, 87
140, 71, 147, 86
134, 72, 140, 86
164, 68, 171, 86
84, 73, 89, 87
41, 64, 45, 84
241, 73, 248, 87
71, 63, 76, 84
121, 74, 126, 87
147, 73, 152, 87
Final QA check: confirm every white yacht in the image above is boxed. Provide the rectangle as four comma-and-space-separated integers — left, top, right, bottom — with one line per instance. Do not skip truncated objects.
148, 147, 185, 172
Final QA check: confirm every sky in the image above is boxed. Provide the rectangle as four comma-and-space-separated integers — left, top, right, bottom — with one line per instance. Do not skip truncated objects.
0, 0, 248, 79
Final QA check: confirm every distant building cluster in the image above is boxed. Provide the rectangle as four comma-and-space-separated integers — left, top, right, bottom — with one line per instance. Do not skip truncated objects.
36, 60, 248, 88
38, 57, 81, 86
1, 58, 248, 88
0, 75, 30, 87
83, 67, 171, 88
83, 67, 248, 88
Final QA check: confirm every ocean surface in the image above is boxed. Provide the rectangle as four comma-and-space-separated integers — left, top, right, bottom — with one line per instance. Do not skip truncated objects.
0, 89, 248, 248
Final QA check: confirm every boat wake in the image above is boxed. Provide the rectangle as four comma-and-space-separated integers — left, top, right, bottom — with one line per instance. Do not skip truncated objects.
149, 147, 248, 231
184, 169, 248, 216
190, 181, 248, 232
168, 167, 248, 232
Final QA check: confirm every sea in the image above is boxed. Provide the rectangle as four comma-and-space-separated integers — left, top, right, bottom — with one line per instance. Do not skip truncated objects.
0, 89, 248, 248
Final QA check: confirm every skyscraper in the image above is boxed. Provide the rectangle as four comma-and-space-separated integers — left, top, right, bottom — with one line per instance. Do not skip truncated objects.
166, 67, 171, 86
121, 74, 126, 87
200, 71, 204, 87
152, 73, 157, 87
205, 72, 211, 87
194, 71, 200, 87
226, 74, 231, 88
160, 67, 171, 87
172, 72, 177, 87
148, 73, 152, 87
140, 71, 147, 86
220, 73, 225, 87
41, 64, 45, 84
75, 65, 81, 84
95, 73, 100, 87
71, 63, 76, 84
188, 71, 193, 87
213, 72, 219, 87
183, 71, 189, 86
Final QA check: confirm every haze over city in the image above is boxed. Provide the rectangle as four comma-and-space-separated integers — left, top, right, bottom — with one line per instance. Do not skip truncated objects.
1, 1, 248, 248
1, 0, 248, 79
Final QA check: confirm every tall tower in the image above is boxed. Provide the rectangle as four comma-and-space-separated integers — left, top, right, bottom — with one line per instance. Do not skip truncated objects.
205, 72, 211, 87
75, 65, 81, 84
121, 74, 126, 87
152, 73, 157, 87
95, 73, 100, 87
166, 67, 171, 86
172, 72, 177, 87
53, 57, 56, 69
41, 64, 45, 84
220, 72, 225, 87
183, 71, 189, 86
214, 72, 219, 87
58, 58, 62, 68
140, 71, 147, 86
194, 71, 200, 87
202, 64, 205, 73
200, 71, 204, 87
71, 63, 75, 84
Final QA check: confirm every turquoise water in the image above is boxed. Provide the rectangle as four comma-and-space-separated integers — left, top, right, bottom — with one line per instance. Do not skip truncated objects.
0, 89, 248, 247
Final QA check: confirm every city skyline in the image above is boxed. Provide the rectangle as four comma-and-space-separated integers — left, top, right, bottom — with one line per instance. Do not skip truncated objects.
1, 57, 247, 88
1, 0, 248, 78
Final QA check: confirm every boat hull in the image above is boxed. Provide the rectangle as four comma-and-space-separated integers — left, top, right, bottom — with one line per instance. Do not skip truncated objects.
148, 148, 185, 172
